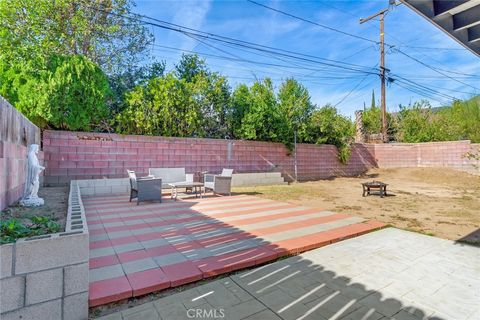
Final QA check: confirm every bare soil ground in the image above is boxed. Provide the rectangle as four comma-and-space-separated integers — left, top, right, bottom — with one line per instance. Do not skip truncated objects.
234, 168, 480, 245
1, 186, 69, 231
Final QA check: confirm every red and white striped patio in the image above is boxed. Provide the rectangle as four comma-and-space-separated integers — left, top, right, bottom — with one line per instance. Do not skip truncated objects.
85, 194, 384, 306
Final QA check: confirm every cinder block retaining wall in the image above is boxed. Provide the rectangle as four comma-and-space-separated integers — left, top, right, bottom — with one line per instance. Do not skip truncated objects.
372, 140, 480, 175
42, 130, 377, 185
0, 97, 42, 210
43, 130, 479, 186
0, 182, 89, 320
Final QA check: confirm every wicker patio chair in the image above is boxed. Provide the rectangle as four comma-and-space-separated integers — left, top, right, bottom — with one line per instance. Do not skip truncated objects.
127, 170, 162, 205
204, 168, 233, 196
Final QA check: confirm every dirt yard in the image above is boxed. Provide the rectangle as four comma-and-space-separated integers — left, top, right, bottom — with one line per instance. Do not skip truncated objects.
1, 186, 69, 231
234, 168, 480, 245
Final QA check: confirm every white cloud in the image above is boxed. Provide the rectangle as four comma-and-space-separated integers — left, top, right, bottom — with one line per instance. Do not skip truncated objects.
171, 0, 212, 50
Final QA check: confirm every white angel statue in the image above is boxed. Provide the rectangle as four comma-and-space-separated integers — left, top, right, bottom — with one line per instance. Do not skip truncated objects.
20, 144, 45, 207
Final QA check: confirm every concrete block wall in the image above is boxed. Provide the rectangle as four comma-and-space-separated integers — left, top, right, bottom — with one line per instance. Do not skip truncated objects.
75, 178, 130, 196
42, 131, 479, 186
231, 172, 286, 187
42, 130, 377, 185
373, 140, 480, 175
0, 183, 89, 320
0, 140, 45, 211
0, 96, 42, 211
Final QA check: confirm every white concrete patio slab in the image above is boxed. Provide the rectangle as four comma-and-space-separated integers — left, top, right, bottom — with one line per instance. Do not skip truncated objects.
95, 228, 479, 320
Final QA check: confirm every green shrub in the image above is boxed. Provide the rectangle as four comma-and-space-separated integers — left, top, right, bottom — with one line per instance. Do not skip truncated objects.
0, 216, 60, 244
304, 105, 355, 164
0, 55, 111, 130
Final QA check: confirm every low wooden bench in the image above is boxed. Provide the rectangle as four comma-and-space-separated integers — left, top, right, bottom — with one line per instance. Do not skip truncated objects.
362, 181, 388, 198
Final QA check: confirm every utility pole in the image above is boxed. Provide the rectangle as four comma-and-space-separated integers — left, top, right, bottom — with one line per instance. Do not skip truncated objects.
360, 8, 389, 143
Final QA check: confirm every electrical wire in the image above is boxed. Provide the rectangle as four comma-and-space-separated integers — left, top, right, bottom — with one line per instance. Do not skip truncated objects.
86, 5, 381, 76
247, 1, 479, 93
247, 0, 379, 45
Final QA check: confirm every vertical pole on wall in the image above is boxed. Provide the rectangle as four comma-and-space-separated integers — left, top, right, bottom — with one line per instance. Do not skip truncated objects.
294, 129, 298, 182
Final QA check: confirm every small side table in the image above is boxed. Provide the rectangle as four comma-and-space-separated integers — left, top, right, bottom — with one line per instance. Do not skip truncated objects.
169, 182, 204, 201
362, 181, 388, 198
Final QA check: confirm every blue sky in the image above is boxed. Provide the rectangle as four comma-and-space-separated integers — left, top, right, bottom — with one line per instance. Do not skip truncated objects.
134, 0, 480, 118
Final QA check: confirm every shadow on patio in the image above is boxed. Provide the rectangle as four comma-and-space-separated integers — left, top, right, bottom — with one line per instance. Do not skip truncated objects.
84, 193, 384, 308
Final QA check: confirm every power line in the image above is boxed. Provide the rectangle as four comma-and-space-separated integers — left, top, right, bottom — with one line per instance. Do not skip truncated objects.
397, 45, 466, 51
88, 4, 471, 106
318, 1, 467, 53
393, 81, 449, 105
247, 0, 379, 45
95, 6, 381, 75
392, 48, 480, 91
334, 72, 374, 107
149, 44, 373, 80
392, 77, 456, 100
247, 1, 479, 93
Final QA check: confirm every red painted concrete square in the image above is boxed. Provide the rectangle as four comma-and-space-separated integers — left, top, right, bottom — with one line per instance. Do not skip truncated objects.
161, 261, 203, 286
89, 276, 132, 307
85, 194, 384, 306
126, 268, 170, 297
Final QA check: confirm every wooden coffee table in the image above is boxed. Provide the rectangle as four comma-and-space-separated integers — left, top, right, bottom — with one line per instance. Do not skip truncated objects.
169, 182, 204, 201
362, 181, 388, 198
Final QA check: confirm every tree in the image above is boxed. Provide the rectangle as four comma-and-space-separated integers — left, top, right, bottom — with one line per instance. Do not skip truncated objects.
230, 84, 250, 138
0, 55, 111, 130
190, 72, 232, 139
362, 103, 381, 134
108, 61, 166, 113
437, 97, 480, 143
305, 105, 355, 163
115, 54, 233, 138
175, 54, 208, 83
370, 89, 376, 109
0, 0, 153, 75
277, 78, 314, 148
235, 78, 280, 141
395, 100, 439, 142
115, 73, 199, 136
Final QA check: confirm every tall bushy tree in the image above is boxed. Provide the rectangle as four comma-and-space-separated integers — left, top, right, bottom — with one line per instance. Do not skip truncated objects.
0, 0, 153, 74
175, 54, 208, 83
395, 100, 440, 142
437, 97, 480, 142
176, 55, 232, 138
191, 73, 231, 139
305, 105, 355, 163
108, 61, 166, 113
0, 0, 155, 113
115, 74, 199, 136
277, 78, 314, 148
235, 78, 279, 141
230, 84, 250, 138
362, 103, 381, 134
115, 54, 232, 138
0, 55, 111, 130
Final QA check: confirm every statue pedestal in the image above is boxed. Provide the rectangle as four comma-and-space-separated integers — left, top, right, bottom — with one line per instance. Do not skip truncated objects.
19, 197, 44, 207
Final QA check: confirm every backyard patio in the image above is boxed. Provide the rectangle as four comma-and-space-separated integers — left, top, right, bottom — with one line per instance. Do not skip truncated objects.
95, 228, 480, 320
85, 193, 384, 306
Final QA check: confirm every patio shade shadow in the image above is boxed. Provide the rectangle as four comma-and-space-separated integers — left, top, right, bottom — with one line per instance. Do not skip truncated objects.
84, 192, 384, 307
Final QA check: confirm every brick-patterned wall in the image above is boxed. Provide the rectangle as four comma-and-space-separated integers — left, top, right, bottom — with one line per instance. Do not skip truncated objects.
42, 131, 479, 186
372, 140, 479, 174
0, 97, 42, 210
42, 130, 377, 185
